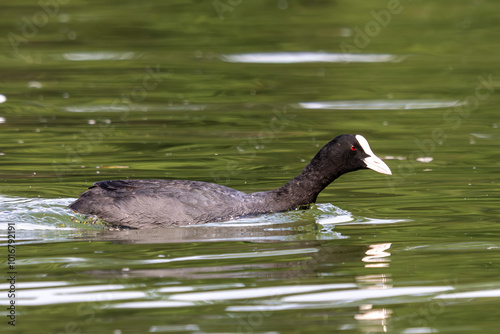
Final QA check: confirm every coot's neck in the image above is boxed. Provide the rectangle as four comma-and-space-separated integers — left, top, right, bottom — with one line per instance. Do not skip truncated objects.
284, 163, 342, 199
259, 157, 346, 211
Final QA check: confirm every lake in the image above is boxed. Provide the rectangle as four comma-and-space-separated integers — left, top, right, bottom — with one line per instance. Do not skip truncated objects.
1, 0, 500, 333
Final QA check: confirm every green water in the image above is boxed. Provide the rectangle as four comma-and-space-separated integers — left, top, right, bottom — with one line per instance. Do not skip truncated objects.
1, 0, 500, 333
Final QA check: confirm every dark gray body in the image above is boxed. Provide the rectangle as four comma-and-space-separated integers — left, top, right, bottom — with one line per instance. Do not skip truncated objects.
71, 180, 286, 228
69, 135, 390, 229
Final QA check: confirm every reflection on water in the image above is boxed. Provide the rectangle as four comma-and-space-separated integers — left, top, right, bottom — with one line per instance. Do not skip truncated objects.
436, 289, 500, 299
294, 100, 461, 110
63, 103, 206, 113
357, 244, 392, 332
62, 52, 137, 61
0, 283, 146, 306
362, 243, 392, 268
220, 52, 404, 63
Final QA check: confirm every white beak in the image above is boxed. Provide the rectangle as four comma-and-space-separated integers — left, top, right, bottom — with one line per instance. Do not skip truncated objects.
355, 135, 392, 175
363, 155, 392, 175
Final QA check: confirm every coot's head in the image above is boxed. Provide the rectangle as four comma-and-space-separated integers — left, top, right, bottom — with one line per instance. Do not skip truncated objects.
314, 134, 392, 176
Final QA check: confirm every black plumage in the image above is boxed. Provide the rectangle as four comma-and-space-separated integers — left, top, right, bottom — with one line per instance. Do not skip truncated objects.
69, 134, 391, 229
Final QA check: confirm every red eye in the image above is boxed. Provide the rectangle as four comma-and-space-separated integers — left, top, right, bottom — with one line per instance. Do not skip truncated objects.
350, 145, 357, 151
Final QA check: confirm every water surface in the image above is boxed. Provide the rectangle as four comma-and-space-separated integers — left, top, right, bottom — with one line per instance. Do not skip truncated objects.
1, 1, 500, 333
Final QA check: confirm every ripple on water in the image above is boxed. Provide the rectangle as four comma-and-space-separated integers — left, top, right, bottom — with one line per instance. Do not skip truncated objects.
0, 195, 408, 245
0, 195, 100, 244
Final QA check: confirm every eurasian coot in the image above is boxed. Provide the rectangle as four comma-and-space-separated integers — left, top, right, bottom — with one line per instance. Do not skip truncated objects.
69, 134, 391, 228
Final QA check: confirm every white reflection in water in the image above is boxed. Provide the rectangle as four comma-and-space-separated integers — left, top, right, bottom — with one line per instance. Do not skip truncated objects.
169, 283, 356, 301
149, 325, 201, 332
113, 301, 194, 309
281, 286, 453, 303
0, 284, 145, 306
362, 243, 392, 268
0, 281, 68, 290
318, 216, 406, 226
295, 100, 462, 110
355, 306, 392, 320
139, 247, 319, 265
64, 104, 205, 113
402, 328, 438, 333
226, 286, 453, 312
435, 288, 500, 299
220, 52, 404, 63
315, 203, 407, 226
356, 244, 393, 333
416, 157, 433, 163
62, 52, 136, 61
